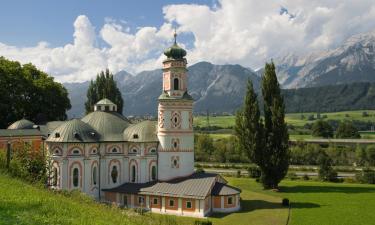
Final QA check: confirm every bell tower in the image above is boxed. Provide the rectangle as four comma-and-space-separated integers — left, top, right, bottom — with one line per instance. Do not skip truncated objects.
157, 31, 194, 181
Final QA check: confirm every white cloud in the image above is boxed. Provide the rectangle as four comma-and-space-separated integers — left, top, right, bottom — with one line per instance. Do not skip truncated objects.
0, 0, 375, 82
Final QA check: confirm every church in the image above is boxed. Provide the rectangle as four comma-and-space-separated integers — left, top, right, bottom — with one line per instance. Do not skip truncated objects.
21, 33, 241, 217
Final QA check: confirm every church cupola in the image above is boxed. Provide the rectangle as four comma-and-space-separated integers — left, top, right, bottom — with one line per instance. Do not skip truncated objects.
94, 98, 117, 112
163, 32, 187, 60
161, 31, 190, 98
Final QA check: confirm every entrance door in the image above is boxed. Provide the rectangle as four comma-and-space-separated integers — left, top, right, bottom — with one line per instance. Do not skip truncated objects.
123, 195, 128, 208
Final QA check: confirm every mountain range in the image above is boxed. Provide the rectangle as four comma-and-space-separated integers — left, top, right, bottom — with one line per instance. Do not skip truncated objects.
64, 31, 375, 117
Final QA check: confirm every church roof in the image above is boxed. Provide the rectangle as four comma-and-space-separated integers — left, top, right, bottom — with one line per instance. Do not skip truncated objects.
211, 182, 241, 196
7, 119, 35, 130
158, 91, 194, 101
46, 119, 99, 143
103, 173, 225, 199
81, 111, 130, 141
123, 120, 158, 142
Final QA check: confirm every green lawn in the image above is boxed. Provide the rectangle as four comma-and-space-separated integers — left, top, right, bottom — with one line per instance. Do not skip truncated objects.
1, 171, 375, 225
0, 172, 141, 225
228, 178, 375, 225
194, 110, 375, 130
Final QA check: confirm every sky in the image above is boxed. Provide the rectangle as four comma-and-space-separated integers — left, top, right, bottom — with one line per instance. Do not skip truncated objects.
0, 0, 375, 82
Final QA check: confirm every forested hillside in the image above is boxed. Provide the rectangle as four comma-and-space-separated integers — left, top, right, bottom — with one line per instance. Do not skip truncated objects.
283, 82, 375, 113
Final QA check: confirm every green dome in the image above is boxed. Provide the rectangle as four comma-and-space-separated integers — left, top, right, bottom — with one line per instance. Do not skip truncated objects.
164, 43, 187, 60
47, 119, 99, 143
81, 111, 131, 141
123, 120, 158, 142
8, 119, 35, 129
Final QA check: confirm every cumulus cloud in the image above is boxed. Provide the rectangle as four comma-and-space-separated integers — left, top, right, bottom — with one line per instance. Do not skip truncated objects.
0, 0, 375, 82
164, 0, 375, 68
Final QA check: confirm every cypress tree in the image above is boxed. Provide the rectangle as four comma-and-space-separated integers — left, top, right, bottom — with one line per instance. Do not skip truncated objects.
84, 69, 124, 114
235, 79, 264, 164
261, 61, 290, 189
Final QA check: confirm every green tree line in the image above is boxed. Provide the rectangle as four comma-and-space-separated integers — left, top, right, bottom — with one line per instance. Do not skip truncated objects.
0, 57, 71, 128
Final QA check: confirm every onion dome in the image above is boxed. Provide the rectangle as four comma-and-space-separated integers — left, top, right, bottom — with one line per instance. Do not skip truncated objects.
164, 31, 187, 60
81, 111, 130, 141
7, 119, 35, 129
123, 120, 158, 142
47, 119, 99, 143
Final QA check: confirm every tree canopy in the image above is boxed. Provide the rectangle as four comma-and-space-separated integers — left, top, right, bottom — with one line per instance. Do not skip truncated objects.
0, 57, 71, 128
311, 120, 334, 138
85, 69, 123, 114
335, 121, 361, 139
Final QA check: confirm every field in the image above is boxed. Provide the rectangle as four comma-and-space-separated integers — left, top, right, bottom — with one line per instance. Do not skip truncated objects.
195, 110, 375, 129
1, 171, 375, 225
194, 110, 375, 140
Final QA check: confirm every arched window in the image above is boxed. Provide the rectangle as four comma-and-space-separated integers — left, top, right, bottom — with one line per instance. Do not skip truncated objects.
93, 166, 97, 185
73, 168, 79, 187
112, 148, 118, 153
131, 165, 136, 183
173, 78, 179, 90
53, 167, 58, 186
151, 166, 157, 181
111, 166, 118, 183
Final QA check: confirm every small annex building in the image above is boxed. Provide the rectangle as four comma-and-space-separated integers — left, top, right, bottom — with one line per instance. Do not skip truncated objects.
0, 33, 241, 218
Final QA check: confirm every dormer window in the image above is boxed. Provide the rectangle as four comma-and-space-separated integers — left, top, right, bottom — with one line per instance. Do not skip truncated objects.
74, 132, 79, 139
133, 134, 139, 139
55, 133, 60, 138
72, 149, 80, 155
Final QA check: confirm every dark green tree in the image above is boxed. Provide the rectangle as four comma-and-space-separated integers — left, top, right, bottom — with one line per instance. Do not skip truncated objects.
335, 121, 360, 139
260, 62, 290, 189
318, 152, 337, 182
0, 57, 71, 128
84, 69, 124, 114
235, 79, 264, 164
311, 120, 334, 138
194, 134, 214, 162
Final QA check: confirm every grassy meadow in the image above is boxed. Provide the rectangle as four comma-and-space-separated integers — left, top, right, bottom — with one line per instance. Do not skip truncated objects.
195, 110, 375, 129
1, 170, 375, 225
194, 110, 375, 140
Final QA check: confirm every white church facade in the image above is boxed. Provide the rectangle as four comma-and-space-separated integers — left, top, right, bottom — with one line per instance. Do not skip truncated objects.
45, 33, 241, 217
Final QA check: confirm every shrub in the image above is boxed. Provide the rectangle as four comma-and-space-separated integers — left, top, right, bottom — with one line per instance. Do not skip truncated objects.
302, 174, 310, 180
236, 170, 241, 178
247, 165, 261, 178
362, 111, 369, 117
356, 168, 375, 184
196, 167, 205, 173
282, 198, 290, 206
287, 172, 298, 180
195, 220, 212, 225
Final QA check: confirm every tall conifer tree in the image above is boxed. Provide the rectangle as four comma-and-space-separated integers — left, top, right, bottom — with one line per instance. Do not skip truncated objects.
235, 79, 264, 164
261, 61, 290, 189
85, 69, 124, 114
